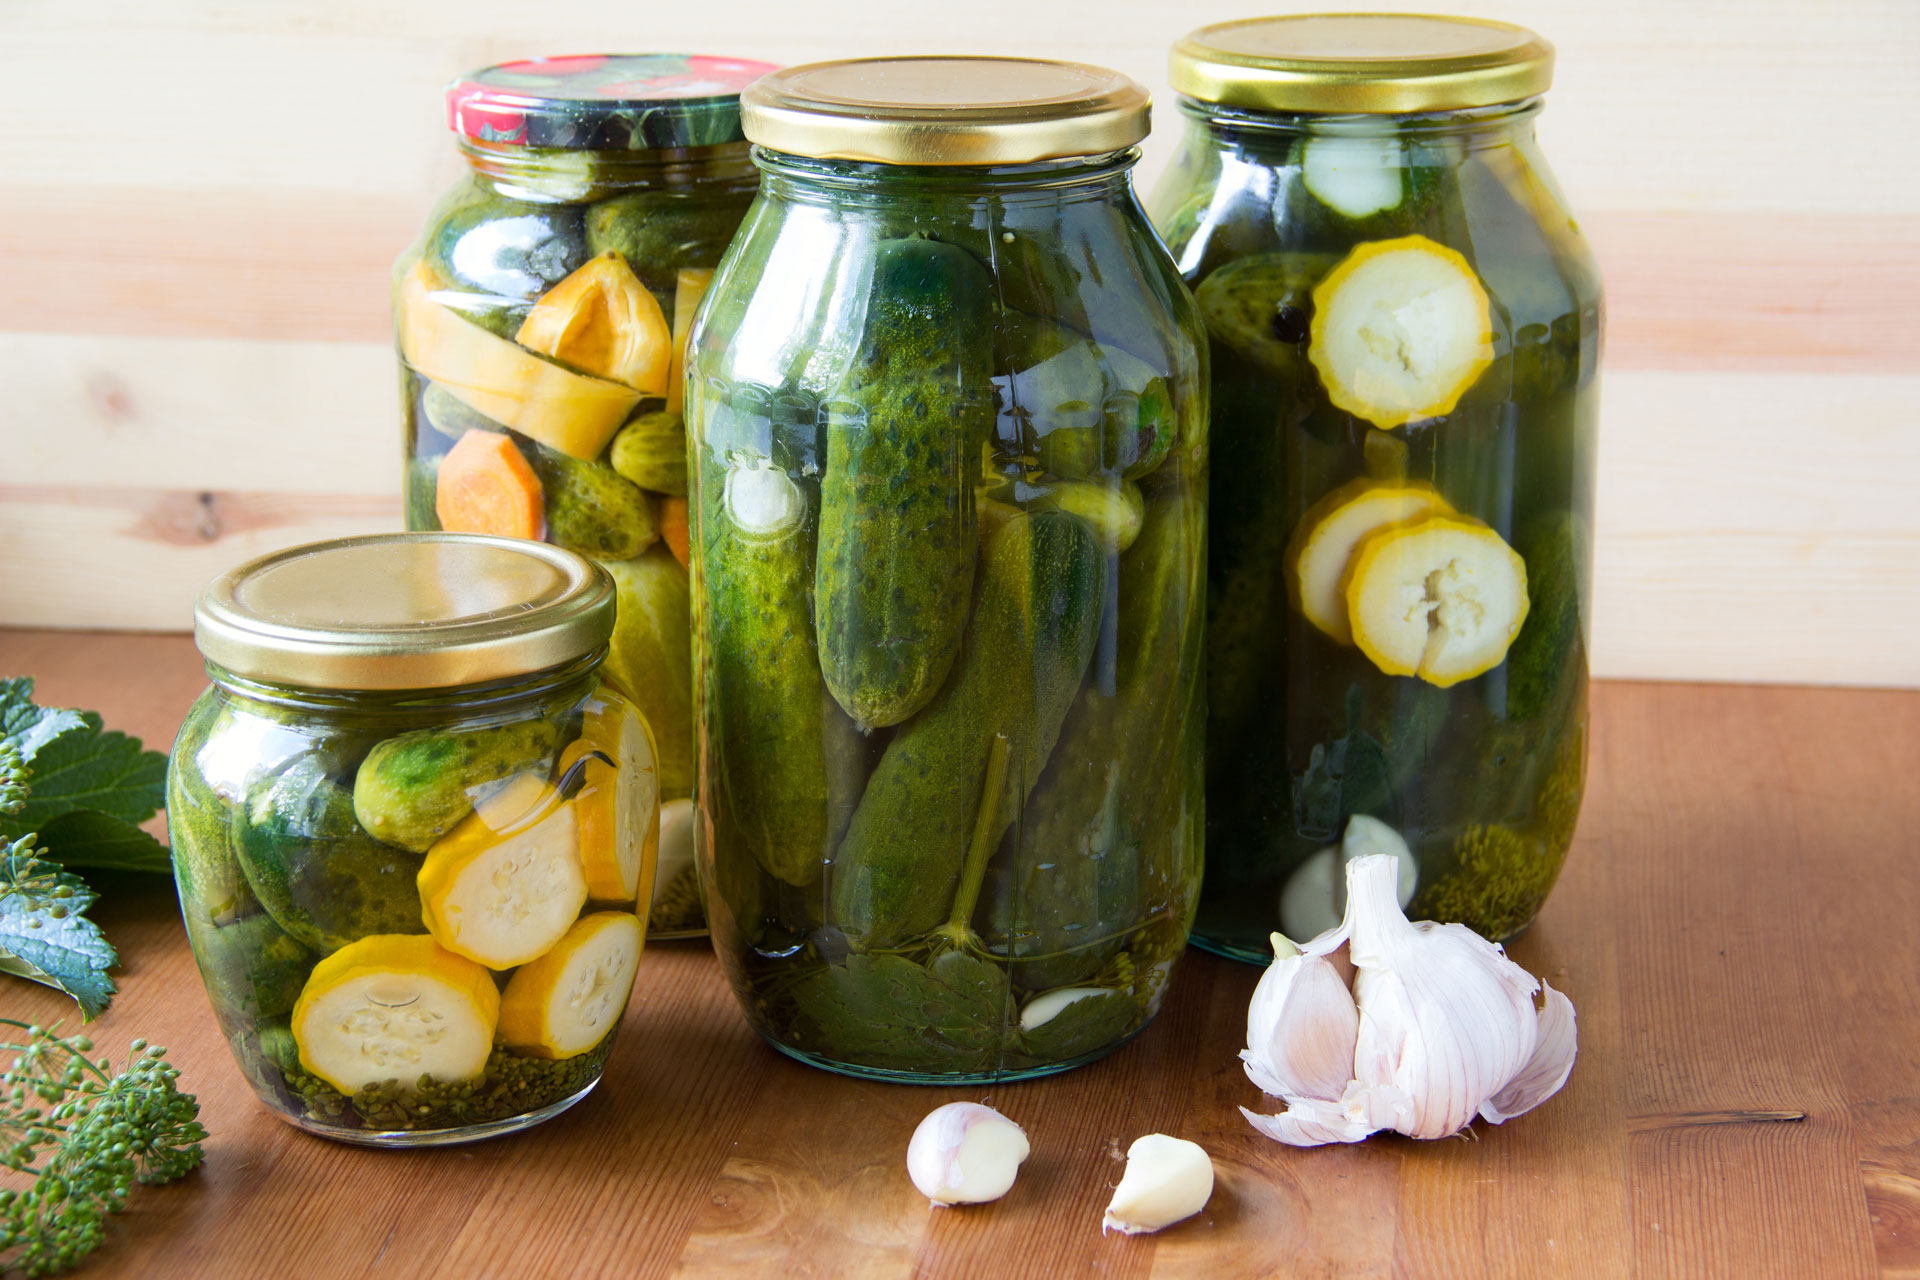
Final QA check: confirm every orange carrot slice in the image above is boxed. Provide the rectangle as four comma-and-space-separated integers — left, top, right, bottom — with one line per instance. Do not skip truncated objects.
435, 430, 544, 540
658, 497, 690, 568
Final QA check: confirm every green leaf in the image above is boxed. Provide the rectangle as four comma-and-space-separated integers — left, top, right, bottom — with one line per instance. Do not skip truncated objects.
0, 862, 117, 1019
0, 677, 88, 760
34, 810, 173, 875
1014, 988, 1137, 1065
0, 717, 167, 840
791, 950, 1013, 1073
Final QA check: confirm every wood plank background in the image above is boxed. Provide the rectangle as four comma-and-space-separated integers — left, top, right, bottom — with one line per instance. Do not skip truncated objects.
3, 0, 1918, 685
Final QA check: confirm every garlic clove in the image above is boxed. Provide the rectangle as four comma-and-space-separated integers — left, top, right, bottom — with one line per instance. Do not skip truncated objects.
1242, 933, 1360, 1103
1102, 1134, 1215, 1235
1282, 816, 1419, 943
1344, 855, 1542, 1139
906, 1102, 1030, 1206
1480, 982, 1578, 1124
1019, 986, 1108, 1032
1338, 814, 1419, 908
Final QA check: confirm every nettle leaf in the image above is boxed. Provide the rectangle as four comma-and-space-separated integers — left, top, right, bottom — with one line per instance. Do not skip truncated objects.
1015, 988, 1136, 1065
1, 718, 167, 840
0, 861, 117, 1019
792, 951, 1014, 1073
34, 810, 172, 876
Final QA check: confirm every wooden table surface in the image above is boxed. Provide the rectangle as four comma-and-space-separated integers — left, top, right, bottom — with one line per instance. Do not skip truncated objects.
0, 628, 1913, 1279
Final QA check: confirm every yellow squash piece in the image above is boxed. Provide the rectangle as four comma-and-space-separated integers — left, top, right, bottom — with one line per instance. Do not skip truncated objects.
417, 772, 588, 969
1344, 515, 1530, 688
1307, 235, 1494, 429
498, 911, 644, 1060
666, 267, 714, 414
397, 260, 640, 459
1286, 478, 1452, 645
559, 696, 661, 904
515, 251, 671, 396
290, 933, 498, 1095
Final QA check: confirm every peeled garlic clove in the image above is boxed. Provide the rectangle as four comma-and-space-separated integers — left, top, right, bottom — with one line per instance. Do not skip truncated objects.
1102, 1134, 1214, 1235
1480, 982, 1578, 1124
1279, 847, 1342, 943
1019, 987, 1107, 1032
906, 1102, 1030, 1206
1242, 933, 1359, 1103
1339, 814, 1418, 907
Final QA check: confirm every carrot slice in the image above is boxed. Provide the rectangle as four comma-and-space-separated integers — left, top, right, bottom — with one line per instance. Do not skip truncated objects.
658, 496, 690, 568
435, 430, 545, 539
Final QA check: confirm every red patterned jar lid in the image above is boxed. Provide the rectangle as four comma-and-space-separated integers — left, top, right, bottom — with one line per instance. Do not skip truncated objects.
447, 54, 779, 151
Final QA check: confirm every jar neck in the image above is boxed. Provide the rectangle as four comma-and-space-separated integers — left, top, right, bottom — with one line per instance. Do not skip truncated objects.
752, 146, 1141, 208
461, 139, 757, 202
1178, 95, 1542, 154
206, 650, 604, 721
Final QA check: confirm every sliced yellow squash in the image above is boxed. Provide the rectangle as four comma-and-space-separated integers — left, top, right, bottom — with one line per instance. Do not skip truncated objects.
1307, 235, 1494, 429
396, 260, 640, 460
666, 267, 714, 414
1344, 515, 1530, 688
416, 772, 588, 969
559, 695, 660, 905
515, 251, 671, 396
498, 911, 643, 1060
1286, 478, 1452, 645
290, 933, 498, 1094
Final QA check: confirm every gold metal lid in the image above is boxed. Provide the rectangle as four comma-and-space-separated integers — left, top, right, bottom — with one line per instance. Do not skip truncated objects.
194, 533, 615, 691
1170, 14, 1554, 115
741, 56, 1150, 165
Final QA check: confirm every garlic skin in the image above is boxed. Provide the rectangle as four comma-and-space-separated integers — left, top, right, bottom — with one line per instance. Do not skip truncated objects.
1241, 933, 1359, 1102
1102, 1134, 1215, 1235
1242, 852, 1578, 1147
906, 1103, 1030, 1206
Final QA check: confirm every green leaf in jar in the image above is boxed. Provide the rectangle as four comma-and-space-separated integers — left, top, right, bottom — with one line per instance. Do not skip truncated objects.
789, 951, 1014, 1074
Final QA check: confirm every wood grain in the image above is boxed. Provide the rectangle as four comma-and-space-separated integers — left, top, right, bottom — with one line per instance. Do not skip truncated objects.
0, 629, 1913, 1278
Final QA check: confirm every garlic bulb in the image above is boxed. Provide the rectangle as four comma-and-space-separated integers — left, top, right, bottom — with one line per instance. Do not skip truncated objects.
906, 1103, 1030, 1205
1243, 852, 1577, 1146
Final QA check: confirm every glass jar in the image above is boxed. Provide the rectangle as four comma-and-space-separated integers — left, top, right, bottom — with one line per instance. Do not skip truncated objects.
394, 53, 776, 938
1148, 16, 1601, 959
168, 534, 660, 1146
686, 57, 1208, 1082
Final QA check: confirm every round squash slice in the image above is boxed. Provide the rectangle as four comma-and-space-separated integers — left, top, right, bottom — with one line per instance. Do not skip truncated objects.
1307, 235, 1494, 429
1344, 514, 1530, 688
559, 697, 660, 905
1285, 478, 1451, 645
498, 911, 643, 1060
417, 773, 587, 969
290, 933, 498, 1094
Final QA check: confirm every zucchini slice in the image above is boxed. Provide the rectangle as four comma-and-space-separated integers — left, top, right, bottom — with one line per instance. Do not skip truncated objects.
666, 267, 714, 415
1301, 134, 1406, 220
1285, 478, 1452, 645
417, 773, 588, 969
1344, 515, 1530, 687
561, 697, 660, 905
1307, 235, 1494, 429
290, 934, 498, 1094
498, 911, 644, 1060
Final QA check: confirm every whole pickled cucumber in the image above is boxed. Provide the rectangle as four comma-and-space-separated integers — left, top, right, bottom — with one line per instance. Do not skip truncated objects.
816, 236, 993, 729
981, 487, 1204, 988
526, 444, 660, 560
702, 460, 864, 886
610, 409, 689, 496
996, 311, 1175, 482
186, 910, 317, 1022
405, 454, 441, 532
830, 510, 1107, 949
234, 756, 428, 952
599, 547, 695, 794
352, 718, 563, 853
584, 190, 756, 300
423, 182, 590, 338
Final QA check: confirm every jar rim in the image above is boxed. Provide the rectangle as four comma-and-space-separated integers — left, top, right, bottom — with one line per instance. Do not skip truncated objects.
193, 533, 615, 692
1170, 14, 1553, 115
446, 53, 778, 153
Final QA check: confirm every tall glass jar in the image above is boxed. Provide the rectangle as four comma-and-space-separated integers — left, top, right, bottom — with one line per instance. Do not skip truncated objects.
394, 53, 776, 938
1149, 16, 1601, 959
169, 534, 660, 1146
686, 58, 1207, 1082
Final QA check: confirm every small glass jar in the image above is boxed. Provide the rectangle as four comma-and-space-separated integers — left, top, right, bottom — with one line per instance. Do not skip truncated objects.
1148, 16, 1601, 958
394, 54, 776, 938
687, 57, 1208, 1082
168, 534, 660, 1146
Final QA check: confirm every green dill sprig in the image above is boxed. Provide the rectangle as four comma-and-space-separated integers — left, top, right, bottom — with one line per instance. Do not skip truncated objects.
0, 1021, 205, 1277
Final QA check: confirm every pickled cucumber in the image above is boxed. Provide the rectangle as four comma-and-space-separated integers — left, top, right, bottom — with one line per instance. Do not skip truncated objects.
702, 459, 863, 886
352, 718, 564, 853
1505, 510, 1589, 722
405, 454, 442, 532
233, 758, 428, 954
584, 190, 757, 302
830, 510, 1107, 949
610, 409, 689, 496
816, 236, 993, 729
996, 312, 1174, 482
598, 547, 695, 795
420, 380, 508, 440
424, 182, 591, 339
526, 443, 660, 560
187, 911, 317, 1022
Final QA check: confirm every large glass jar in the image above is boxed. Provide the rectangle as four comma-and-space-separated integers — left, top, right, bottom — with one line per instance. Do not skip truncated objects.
394, 53, 776, 938
169, 534, 660, 1146
686, 58, 1208, 1082
1149, 16, 1601, 959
